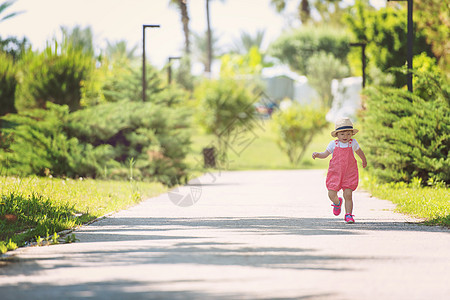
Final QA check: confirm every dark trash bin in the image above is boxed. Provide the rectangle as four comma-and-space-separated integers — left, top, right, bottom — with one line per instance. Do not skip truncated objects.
202, 147, 216, 168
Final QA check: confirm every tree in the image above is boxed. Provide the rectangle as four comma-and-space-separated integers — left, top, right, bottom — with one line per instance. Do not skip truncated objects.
270, 0, 352, 26
231, 29, 266, 54
270, 0, 311, 24
192, 29, 222, 73
413, 0, 450, 74
169, 0, 191, 55
205, 0, 226, 74
60, 25, 95, 57
0, 0, 23, 24
105, 40, 138, 62
194, 78, 256, 162
269, 25, 350, 75
345, 2, 434, 88
306, 51, 349, 108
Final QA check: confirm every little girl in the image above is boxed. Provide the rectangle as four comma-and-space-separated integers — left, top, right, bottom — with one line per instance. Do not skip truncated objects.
312, 118, 367, 223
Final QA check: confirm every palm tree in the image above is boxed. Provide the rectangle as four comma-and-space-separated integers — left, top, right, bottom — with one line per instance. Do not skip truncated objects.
231, 29, 266, 54
169, 0, 191, 55
105, 40, 138, 62
205, 0, 226, 74
192, 29, 222, 73
0, 0, 23, 24
270, 0, 311, 24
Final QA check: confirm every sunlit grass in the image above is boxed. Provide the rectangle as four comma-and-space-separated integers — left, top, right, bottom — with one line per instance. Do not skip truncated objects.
360, 172, 450, 227
0, 176, 167, 252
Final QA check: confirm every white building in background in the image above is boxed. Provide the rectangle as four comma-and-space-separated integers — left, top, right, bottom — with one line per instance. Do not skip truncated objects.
326, 77, 363, 123
261, 66, 363, 121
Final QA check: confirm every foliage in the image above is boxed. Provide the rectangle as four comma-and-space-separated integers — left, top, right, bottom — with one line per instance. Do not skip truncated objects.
344, 1, 434, 88
271, 103, 328, 165
14, 40, 94, 112
67, 101, 192, 185
306, 51, 350, 108
360, 69, 449, 185
0, 0, 23, 23
192, 29, 223, 73
0, 103, 111, 178
1, 100, 192, 185
220, 46, 270, 78
0, 192, 78, 249
81, 58, 187, 107
60, 25, 95, 57
0, 51, 17, 116
270, 0, 353, 26
361, 171, 450, 227
269, 25, 350, 75
194, 78, 257, 162
0, 36, 29, 61
413, 0, 450, 74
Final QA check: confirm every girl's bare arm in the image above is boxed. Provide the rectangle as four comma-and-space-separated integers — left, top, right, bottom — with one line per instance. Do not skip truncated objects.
355, 148, 367, 168
312, 150, 331, 160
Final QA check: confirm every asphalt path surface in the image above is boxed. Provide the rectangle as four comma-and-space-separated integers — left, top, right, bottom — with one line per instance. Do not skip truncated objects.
1, 170, 449, 300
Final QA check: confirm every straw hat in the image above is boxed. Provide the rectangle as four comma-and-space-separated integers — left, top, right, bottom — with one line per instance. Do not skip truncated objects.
331, 117, 359, 137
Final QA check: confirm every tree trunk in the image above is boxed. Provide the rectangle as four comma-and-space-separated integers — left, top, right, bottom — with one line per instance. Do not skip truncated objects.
177, 0, 191, 54
299, 0, 310, 24
206, 0, 212, 74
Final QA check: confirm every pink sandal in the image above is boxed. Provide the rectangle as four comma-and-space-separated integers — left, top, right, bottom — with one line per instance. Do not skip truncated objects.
331, 197, 343, 216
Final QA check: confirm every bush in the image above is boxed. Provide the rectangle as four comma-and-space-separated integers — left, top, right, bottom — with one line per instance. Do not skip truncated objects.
0, 103, 111, 177
0, 51, 17, 116
14, 40, 93, 112
0, 101, 192, 186
194, 78, 257, 162
360, 70, 449, 184
272, 103, 328, 165
67, 101, 192, 185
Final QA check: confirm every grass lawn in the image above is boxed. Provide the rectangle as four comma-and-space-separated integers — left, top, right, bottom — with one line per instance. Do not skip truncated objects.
0, 176, 166, 253
186, 118, 334, 172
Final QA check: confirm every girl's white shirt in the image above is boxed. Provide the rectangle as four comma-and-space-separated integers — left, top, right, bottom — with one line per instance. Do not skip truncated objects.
326, 139, 360, 155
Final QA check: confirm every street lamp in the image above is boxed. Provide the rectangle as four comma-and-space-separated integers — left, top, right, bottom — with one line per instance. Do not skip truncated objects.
142, 24, 160, 102
387, 0, 413, 93
167, 56, 182, 84
349, 42, 367, 88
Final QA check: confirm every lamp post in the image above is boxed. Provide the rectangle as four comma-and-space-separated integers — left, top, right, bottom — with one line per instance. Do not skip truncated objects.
349, 42, 367, 88
387, 0, 413, 93
167, 56, 182, 84
142, 24, 160, 102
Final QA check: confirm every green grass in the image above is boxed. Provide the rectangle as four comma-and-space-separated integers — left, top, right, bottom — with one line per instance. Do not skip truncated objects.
186, 119, 333, 171
0, 176, 166, 253
360, 172, 450, 227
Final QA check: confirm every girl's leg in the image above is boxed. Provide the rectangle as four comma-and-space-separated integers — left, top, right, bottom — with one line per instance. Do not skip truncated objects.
328, 190, 340, 205
343, 189, 353, 214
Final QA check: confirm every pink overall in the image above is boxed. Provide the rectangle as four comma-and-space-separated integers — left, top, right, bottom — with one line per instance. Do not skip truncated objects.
326, 139, 359, 191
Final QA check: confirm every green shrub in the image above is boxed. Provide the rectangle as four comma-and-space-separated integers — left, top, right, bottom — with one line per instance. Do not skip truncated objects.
14, 40, 93, 112
194, 78, 257, 162
0, 51, 17, 116
360, 70, 449, 184
272, 103, 328, 165
67, 101, 192, 185
0, 103, 111, 177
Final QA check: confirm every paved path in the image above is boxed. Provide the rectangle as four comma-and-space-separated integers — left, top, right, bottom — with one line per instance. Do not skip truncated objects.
1, 170, 449, 300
